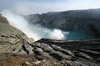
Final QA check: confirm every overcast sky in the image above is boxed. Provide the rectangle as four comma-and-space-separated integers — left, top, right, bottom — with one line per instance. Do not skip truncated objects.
0, 0, 100, 15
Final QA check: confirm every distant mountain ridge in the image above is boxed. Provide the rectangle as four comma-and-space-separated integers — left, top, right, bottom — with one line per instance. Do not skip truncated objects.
26, 8, 100, 39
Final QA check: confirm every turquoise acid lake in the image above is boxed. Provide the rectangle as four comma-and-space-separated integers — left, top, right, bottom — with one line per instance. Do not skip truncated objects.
64, 31, 88, 40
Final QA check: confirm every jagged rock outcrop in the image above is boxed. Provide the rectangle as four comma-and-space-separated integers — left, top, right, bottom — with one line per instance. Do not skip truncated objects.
26, 8, 100, 39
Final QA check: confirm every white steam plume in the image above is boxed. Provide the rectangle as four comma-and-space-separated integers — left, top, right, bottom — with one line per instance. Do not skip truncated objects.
50, 29, 65, 40
1, 9, 40, 40
1, 9, 68, 41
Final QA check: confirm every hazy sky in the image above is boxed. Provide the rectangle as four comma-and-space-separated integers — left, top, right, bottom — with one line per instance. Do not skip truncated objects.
0, 0, 100, 15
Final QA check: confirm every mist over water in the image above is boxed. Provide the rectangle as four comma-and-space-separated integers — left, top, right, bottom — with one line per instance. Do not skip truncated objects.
1, 9, 88, 41
1, 9, 68, 41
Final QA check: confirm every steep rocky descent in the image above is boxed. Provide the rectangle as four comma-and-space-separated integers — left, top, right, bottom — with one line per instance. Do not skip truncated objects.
0, 14, 34, 54
26, 8, 100, 39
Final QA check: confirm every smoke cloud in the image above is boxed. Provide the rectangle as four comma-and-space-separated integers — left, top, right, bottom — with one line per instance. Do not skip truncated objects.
1, 9, 68, 41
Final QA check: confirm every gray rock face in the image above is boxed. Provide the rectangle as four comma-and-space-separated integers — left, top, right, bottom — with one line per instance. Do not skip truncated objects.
26, 9, 100, 38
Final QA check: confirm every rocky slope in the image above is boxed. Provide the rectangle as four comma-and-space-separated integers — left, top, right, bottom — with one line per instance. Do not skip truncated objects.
0, 14, 34, 54
0, 14, 100, 66
35, 38, 100, 66
0, 14, 37, 66
26, 8, 100, 38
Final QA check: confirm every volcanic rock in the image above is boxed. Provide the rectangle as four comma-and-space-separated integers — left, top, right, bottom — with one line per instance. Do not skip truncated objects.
0, 14, 100, 66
